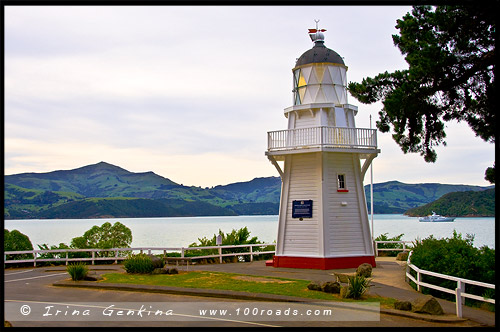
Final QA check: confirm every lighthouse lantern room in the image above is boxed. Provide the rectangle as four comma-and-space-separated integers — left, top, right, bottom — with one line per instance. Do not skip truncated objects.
266, 23, 380, 269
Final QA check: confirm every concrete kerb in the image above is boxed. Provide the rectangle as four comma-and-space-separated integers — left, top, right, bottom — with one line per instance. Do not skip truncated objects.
52, 280, 467, 324
52, 275, 468, 324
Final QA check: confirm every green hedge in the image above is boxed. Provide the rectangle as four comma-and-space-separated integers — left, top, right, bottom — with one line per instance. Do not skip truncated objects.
409, 231, 495, 308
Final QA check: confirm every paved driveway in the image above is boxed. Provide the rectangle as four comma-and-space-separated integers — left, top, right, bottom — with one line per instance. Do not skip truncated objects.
3, 266, 487, 328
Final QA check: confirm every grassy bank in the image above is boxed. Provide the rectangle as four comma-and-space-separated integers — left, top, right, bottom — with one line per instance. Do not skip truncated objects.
100, 271, 396, 307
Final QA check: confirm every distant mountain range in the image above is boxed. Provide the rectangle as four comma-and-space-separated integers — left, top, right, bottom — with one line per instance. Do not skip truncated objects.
4, 161, 494, 219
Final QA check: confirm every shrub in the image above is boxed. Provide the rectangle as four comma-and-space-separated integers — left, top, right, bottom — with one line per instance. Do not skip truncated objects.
188, 227, 273, 262
409, 231, 495, 306
4, 229, 34, 265
375, 232, 406, 256
344, 275, 371, 299
123, 254, 155, 274
66, 262, 88, 281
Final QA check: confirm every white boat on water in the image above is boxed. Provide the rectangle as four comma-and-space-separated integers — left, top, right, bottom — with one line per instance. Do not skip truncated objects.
419, 211, 455, 222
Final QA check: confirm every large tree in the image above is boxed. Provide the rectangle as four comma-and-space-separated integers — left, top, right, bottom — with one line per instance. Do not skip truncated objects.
348, 5, 495, 181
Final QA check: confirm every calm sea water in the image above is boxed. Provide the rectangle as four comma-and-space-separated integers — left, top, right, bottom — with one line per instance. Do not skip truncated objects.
4, 214, 496, 250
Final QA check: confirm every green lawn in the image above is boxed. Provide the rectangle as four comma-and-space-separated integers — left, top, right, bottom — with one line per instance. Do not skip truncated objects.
100, 271, 396, 307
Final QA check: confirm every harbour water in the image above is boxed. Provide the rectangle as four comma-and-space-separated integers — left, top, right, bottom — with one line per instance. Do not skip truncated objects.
4, 214, 495, 250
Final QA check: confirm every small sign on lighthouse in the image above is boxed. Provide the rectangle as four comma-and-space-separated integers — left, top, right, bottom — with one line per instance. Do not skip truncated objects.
292, 200, 313, 219
265, 21, 380, 270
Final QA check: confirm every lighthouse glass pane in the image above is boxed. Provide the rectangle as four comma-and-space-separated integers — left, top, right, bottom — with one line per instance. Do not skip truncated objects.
298, 87, 306, 103
294, 91, 301, 105
298, 71, 307, 88
301, 66, 312, 85
293, 69, 300, 89
308, 67, 319, 84
314, 64, 326, 83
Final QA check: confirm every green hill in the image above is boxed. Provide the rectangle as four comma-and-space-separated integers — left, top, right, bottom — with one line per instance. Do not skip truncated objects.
37, 197, 237, 219
4, 162, 281, 219
4, 161, 493, 219
4, 161, 180, 198
404, 188, 495, 217
363, 181, 491, 214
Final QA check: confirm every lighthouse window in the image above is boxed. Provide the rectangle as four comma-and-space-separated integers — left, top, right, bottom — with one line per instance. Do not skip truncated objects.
337, 174, 346, 190
293, 69, 302, 105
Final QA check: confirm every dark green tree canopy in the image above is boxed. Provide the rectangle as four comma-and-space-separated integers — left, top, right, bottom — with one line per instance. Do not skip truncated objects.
348, 5, 495, 164
70, 222, 132, 249
4, 229, 33, 252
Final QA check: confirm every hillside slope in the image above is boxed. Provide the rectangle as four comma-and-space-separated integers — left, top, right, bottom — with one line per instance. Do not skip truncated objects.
363, 181, 492, 214
404, 188, 495, 217
4, 162, 493, 219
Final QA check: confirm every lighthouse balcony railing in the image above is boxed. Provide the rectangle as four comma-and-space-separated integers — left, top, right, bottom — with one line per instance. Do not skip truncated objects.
267, 126, 377, 152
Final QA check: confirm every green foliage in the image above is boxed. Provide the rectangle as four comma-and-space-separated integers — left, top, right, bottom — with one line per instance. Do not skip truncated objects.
484, 162, 495, 184
375, 232, 409, 256
4, 229, 34, 261
405, 188, 495, 217
36, 243, 90, 264
344, 275, 371, 299
409, 231, 495, 304
188, 227, 273, 262
123, 254, 156, 274
348, 5, 495, 167
70, 222, 132, 257
66, 262, 88, 281
36, 222, 133, 264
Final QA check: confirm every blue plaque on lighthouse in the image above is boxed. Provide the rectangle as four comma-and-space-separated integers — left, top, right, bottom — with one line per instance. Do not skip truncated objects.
292, 200, 313, 218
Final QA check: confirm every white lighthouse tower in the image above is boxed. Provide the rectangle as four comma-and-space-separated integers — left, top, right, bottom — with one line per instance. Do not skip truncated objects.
266, 24, 380, 269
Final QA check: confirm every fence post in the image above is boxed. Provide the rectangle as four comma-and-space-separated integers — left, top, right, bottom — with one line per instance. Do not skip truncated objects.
250, 245, 253, 262
458, 280, 465, 314
115, 250, 118, 264
456, 287, 463, 318
66, 252, 69, 266
92, 251, 95, 265
33, 251, 37, 267
417, 270, 421, 292
181, 248, 185, 258
218, 247, 222, 264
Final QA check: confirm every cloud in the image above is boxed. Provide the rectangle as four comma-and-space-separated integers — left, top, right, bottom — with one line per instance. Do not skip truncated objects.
4, 5, 494, 187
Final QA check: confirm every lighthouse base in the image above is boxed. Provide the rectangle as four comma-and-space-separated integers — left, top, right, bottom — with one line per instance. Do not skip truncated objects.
272, 255, 376, 270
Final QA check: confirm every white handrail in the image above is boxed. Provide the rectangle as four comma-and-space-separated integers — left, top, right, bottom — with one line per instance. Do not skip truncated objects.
4, 244, 276, 267
267, 126, 377, 151
405, 251, 495, 318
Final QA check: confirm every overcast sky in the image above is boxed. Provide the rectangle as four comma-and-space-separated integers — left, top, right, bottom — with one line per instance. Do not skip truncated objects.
4, 5, 495, 188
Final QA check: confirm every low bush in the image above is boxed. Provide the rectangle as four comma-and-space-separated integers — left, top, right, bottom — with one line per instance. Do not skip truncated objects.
409, 231, 495, 307
66, 262, 88, 281
188, 227, 274, 262
344, 275, 371, 299
375, 232, 407, 256
123, 254, 155, 274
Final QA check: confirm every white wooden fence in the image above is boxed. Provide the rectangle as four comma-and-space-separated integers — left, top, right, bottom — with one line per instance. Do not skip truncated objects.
3, 244, 276, 267
374, 240, 413, 256
5, 241, 402, 266
405, 251, 495, 317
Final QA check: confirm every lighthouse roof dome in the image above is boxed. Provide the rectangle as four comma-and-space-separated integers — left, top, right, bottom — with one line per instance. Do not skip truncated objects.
295, 36, 345, 67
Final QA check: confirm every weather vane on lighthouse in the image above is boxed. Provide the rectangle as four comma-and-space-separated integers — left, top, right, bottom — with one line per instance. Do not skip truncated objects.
308, 19, 327, 42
